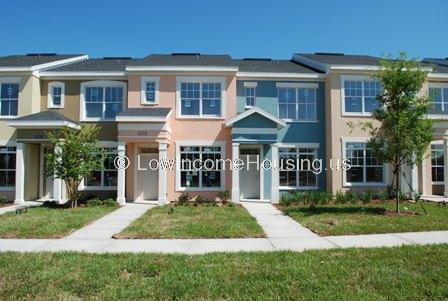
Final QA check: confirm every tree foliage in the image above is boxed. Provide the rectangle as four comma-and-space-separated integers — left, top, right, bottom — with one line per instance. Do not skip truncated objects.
45, 124, 106, 207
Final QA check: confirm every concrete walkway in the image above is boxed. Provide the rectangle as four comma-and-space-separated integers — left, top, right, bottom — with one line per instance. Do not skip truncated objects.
65, 203, 154, 239
0, 231, 447, 254
0, 201, 41, 216
241, 202, 317, 238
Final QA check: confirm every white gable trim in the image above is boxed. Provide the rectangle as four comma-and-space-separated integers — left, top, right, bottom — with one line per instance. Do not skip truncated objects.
225, 107, 286, 128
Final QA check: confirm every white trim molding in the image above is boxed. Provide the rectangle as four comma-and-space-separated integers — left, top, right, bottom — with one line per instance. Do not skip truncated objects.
47, 81, 65, 109
237, 71, 325, 80
140, 76, 160, 105
276, 82, 319, 89
232, 128, 277, 135
225, 106, 286, 129
6, 120, 80, 130
243, 82, 257, 88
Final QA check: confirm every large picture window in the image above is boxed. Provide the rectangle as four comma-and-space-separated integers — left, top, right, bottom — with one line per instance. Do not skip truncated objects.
342, 78, 381, 115
82, 81, 126, 120
177, 77, 225, 118
279, 147, 317, 188
344, 142, 384, 185
0, 147, 16, 188
0, 83, 19, 117
84, 148, 118, 188
278, 87, 317, 121
178, 145, 223, 189
431, 144, 444, 183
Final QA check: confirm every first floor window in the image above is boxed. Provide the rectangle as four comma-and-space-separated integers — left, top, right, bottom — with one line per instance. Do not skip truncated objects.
83, 82, 125, 119
429, 87, 448, 114
180, 81, 222, 117
179, 146, 222, 189
278, 87, 317, 121
431, 144, 444, 182
0, 147, 15, 188
345, 142, 384, 184
85, 148, 118, 187
279, 147, 317, 188
0, 83, 19, 117
343, 79, 381, 114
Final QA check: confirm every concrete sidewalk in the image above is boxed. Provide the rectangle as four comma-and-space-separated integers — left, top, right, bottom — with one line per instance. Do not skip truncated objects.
241, 202, 317, 238
0, 231, 447, 254
0, 201, 41, 216
65, 203, 154, 239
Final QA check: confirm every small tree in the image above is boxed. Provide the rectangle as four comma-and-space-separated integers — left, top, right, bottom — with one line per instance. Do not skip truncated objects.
45, 124, 106, 208
364, 52, 434, 213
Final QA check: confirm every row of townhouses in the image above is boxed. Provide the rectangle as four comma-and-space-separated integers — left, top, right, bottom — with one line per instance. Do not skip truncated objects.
0, 52, 447, 205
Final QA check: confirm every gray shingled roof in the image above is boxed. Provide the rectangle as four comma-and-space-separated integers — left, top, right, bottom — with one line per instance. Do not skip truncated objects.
128, 54, 237, 67
423, 58, 448, 73
48, 58, 135, 72
117, 108, 171, 117
234, 59, 323, 74
13, 111, 78, 123
0, 54, 84, 67
297, 53, 382, 66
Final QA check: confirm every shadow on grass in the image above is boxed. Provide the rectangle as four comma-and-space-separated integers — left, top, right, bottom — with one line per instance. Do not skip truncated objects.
283, 206, 387, 217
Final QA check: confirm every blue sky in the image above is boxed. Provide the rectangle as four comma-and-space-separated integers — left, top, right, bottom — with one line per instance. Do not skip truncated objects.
1, 0, 447, 60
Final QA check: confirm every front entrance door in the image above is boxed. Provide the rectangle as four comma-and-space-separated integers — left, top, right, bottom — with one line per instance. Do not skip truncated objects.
137, 149, 159, 200
239, 147, 261, 199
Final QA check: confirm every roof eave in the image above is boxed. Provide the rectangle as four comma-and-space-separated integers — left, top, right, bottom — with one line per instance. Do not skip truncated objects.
126, 66, 238, 72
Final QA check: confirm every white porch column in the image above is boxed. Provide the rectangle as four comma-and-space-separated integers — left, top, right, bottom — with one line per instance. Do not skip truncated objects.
411, 163, 418, 196
14, 143, 25, 204
53, 145, 63, 203
116, 142, 126, 206
270, 144, 279, 204
158, 142, 168, 205
231, 143, 240, 202
444, 138, 448, 197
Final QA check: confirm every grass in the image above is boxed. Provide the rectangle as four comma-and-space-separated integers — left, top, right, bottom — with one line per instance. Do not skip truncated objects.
115, 204, 265, 239
0, 205, 117, 239
281, 201, 448, 236
0, 244, 447, 300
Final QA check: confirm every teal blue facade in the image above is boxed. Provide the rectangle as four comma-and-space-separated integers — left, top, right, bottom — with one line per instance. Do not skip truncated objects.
234, 80, 327, 198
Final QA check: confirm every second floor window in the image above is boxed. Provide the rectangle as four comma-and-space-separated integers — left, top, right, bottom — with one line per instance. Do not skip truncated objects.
83, 82, 125, 120
429, 86, 448, 115
180, 82, 222, 117
278, 88, 317, 121
48, 82, 65, 108
343, 79, 381, 114
141, 77, 159, 104
245, 87, 256, 108
0, 83, 19, 117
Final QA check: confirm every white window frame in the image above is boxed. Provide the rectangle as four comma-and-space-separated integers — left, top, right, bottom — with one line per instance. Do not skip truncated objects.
341, 75, 381, 116
278, 143, 319, 190
140, 76, 160, 105
276, 82, 318, 122
0, 146, 16, 191
0, 77, 20, 119
47, 81, 65, 109
428, 83, 448, 118
244, 82, 257, 109
80, 80, 127, 122
341, 137, 388, 187
175, 141, 226, 191
430, 141, 444, 185
176, 77, 226, 119
79, 144, 118, 190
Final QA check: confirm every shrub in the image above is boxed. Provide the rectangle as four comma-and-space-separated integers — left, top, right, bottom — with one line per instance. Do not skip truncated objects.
280, 193, 294, 207
378, 190, 388, 204
335, 191, 347, 204
86, 198, 117, 207
344, 191, 357, 204
217, 190, 230, 204
0, 194, 6, 205
194, 194, 213, 206
177, 192, 190, 205
360, 190, 373, 204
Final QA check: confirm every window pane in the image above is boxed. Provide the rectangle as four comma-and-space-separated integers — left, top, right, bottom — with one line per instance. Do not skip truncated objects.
105, 102, 122, 118
345, 97, 362, 112
104, 171, 117, 186
202, 99, 220, 115
201, 171, 220, 187
347, 167, 363, 182
145, 82, 156, 102
364, 97, 379, 112
181, 171, 199, 187
53, 95, 61, 106
279, 88, 296, 103
86, 103, 103, 118
366, 167, 383, 182
86, 87, 103, 102
1, 83, 19, 98
181, 99, 199, 115
85, 171, 102, 186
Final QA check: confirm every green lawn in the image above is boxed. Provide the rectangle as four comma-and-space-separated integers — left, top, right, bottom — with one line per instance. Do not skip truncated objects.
0, 206, 117, 239
115, 204, 265, 239
281, 201, 448, 236
0, 245, 447, 300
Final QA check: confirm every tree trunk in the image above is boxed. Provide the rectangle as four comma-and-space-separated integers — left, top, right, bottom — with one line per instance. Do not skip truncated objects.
395, 167, 400, 214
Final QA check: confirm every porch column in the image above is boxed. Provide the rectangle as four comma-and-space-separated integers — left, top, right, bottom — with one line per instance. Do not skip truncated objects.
231, 143, 240, 202
444, 138, 448, 197
14, 143, 25, 204
53, 145, 63, 203
158, 142, 168, 205
116, 142, 126, 206
270, 144, 280, 204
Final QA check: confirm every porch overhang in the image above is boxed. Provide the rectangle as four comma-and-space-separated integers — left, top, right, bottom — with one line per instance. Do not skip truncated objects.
6, 111, 80, 130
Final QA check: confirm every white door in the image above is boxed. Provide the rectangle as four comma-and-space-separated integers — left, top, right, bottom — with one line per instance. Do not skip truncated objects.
43, 147, 54, 199
137, 153, 159, 200
240, 147, 261, 199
